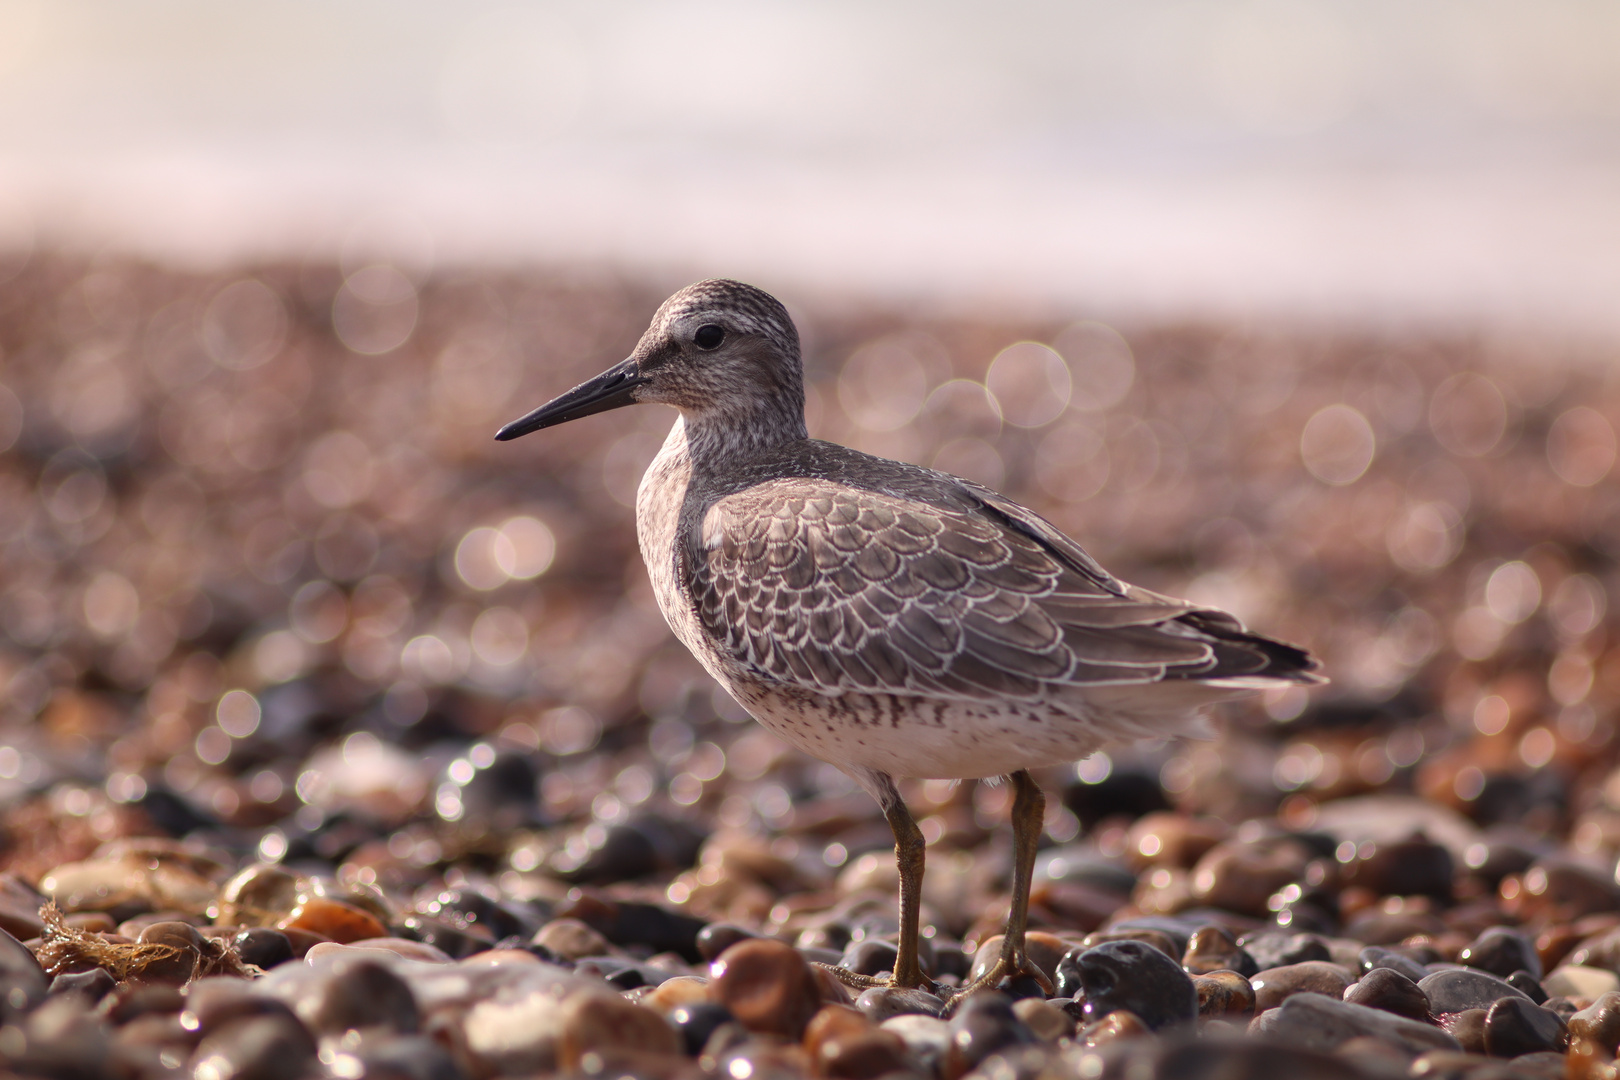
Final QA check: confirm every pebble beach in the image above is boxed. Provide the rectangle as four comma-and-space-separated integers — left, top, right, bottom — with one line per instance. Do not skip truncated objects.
5, 254, 1620, 1079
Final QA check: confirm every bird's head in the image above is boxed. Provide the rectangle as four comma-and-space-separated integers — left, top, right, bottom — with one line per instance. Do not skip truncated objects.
495, 279, 805, 442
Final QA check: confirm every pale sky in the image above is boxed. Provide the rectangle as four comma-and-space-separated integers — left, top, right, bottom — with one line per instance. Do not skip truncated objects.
2, 1, 1618, 336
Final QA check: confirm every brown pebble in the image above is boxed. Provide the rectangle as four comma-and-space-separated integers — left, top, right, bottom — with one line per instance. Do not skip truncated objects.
1081, 928, 1180, 958
711, 939, 822, 1040
1439, 1008, 1489, 1054
1193, 971, 1256, 1018
277, 896, 386, 945
803, 1003, 872, 1056
135, 921, 202, 984
1182, 926, 1253, 976
1569, 991, 1620, 1054
970, 932, 1067, 985
1251, 961, 1353, 1012
532, 918, 612, 961
1011, 998, 1074, 1041
1123, 812, 1226, 870
640, 975, 712, 1013
556, 993, 682, 1069
809, 961, 855, 1006
1079, 1010, 1150, 1048
818, 1028, 910, 1079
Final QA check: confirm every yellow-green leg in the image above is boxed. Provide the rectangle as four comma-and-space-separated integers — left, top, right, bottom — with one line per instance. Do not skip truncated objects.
825, 772, 931, 992
957, 771, 1055, 998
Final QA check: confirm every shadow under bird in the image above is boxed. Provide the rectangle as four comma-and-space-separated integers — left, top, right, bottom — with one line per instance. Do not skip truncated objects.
497, 279, 1323, 996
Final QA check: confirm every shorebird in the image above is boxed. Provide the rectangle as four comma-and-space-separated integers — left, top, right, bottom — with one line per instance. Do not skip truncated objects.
497, 279, 1322, 995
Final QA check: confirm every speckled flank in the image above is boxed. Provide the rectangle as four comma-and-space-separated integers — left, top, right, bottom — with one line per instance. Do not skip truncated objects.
625, 279, 1322, 789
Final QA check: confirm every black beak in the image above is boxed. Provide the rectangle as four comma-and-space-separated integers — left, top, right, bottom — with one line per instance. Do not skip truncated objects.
495, 358, 648, 441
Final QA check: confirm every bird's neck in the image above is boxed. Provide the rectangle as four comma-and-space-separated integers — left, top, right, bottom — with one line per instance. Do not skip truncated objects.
673, 400, 809, 470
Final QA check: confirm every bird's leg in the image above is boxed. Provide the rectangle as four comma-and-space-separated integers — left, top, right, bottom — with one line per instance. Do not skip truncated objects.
955, 771, 1055, 998
823, 774, 933, 993
880, 779, 928, 990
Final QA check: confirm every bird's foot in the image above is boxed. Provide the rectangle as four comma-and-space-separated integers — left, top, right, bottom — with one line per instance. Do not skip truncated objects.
942, 950, 1055, 1013
813, 963, 945, 998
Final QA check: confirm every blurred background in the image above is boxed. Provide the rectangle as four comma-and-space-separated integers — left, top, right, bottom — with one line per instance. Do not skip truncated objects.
3, 2, 1620, 927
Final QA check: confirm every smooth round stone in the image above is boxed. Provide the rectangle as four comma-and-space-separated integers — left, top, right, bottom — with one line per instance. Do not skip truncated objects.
1182, 925, 1258, 977
1011, 998, 1073, 1041
0, 873, 48, 941
1237, 932, 1332, 971
842, 939, 902, 978
338, 1033, 462, 1080
102, 983, 185, 1023
696, 924, 757, 964
669, 1002, 733, 1056
1509, 859, 1620, 923
853, 986, 944, 1022
1343, 967, 1430, 1021
1097, 918, 1194, 955
710, 938, 822, 1040
1070, 940, 1197, 1031
1250, 961, 1353, 1012
277, 897, 387, 945
1123, 812, 1226, 870
1079, 927, 1180, 959
1566, 924, 1620, 972
1356, 945, 1428, 983
816, 1027, 910, 1079
555, 993, 682, 1069
1154, 1040, 1370, 1079
1483, 997, 1567, 1058
1543, 965, 1620, 1000
1340, 834, 1454, 900
946, 992, 1038, 1074
1439, 1008, 1489, 1054
1193, 971, 1256, 1018
1569, 991, 1620, 1054
458, 948, 542, 968
187, 979, 300, 1037
295, 959, 419, 1036
1459, 927, 1542, 980
136, 921, 203, 984
189, 1014, 316, 1080
232, 928, 294, 970
1418, 968, 1531, 1014
532, 918, 611, 961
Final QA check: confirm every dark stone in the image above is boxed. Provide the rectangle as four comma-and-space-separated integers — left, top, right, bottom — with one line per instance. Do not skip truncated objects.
947, 992, 1038, 1074
346, 1034, 462, 1080
296, 959, 420, 1036
414, 887, 530, 941
995, 973, 1049, 1002
233, 927, 295, 969
556, 889, 710, 963
1343, 967, 1430, 1021
1340, 833, 1454, 901
552, 815, 705, 885
1483, 997, 1566, 1058
1459, 927, 1542, 980
670, 1002, 733, 1057
1070, 940, 1196, 1031
854, 987, 945, 1022
1181, 925, 1258, 977
696, 924, 757, 963
100, 984, 184, 1023
1237, 932, 1331, 971
0, 926, 48, 999
1507, 971, 1548, 1004
1356, 945, 1428, 983
47, 968, 115, 1007
1102, 917, 1195, 955
1418, 968, 1531, 1014
1250, 993, 1461, 1057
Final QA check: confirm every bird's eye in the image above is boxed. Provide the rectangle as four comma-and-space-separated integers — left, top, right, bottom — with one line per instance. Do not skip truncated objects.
693, 324, 725, 350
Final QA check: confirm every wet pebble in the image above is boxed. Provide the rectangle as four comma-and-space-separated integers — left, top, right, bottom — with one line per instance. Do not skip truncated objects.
1011, 997, 1074, 1041
277, 895, 388, 945
532, 918, 612, 961
1542, 964, 1620, 1000
292, 958, 419, 1036
1070, 940, 1197, 1031
1568, 991, 1620, 1054
1189, 838, 1312, 916
1356, 945, 1428, 982
1181, 925, 1258, 977
232, 927, 294, 969
1342, 966, 1429, 1021
947, 991, 1038, 1074
1237, 932, 1331, 971
1250, 961, 1353, 1012
1458, 927, 1541, 980
1482, 996, 1566, 1057
1193, 970, 1255, 1018
189, 1014, 317, 1080
1418, 968, 1531, 1014
853, 986, 944, 1022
